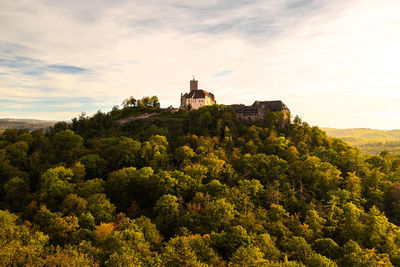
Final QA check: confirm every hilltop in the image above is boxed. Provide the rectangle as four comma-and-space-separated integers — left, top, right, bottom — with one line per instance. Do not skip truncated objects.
1, 97, 400, 266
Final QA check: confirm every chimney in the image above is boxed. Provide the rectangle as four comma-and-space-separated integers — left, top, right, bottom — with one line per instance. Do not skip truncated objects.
190, 78, 198, 91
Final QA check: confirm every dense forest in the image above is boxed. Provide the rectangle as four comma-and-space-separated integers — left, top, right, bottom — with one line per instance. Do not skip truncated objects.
2, 96, 400, 266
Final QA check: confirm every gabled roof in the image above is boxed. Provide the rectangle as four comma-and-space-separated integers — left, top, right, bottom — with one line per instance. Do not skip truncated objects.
230, 104, 258, 112
252, 100, 290, 112
184, 89, 215, 100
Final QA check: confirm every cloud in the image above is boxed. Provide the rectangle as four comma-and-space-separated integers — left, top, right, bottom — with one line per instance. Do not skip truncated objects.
0, 52, 87, 76
212, 71, 232, 78
47, 65, 87, 74
0, 0, 400, 128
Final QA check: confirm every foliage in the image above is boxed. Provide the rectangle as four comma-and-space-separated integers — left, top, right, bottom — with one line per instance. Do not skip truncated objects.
1, 100, 400, 265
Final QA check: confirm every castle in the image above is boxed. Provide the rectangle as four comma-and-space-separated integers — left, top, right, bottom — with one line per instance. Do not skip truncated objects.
179, 78, 290, 122
180, 78, 216, 110
230, 101, 290, 121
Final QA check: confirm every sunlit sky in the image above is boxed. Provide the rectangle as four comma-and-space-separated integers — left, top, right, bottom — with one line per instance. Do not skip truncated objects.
1, 0, 400, 129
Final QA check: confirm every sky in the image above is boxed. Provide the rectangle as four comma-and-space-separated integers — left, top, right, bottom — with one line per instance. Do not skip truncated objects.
0, 0, 400, 129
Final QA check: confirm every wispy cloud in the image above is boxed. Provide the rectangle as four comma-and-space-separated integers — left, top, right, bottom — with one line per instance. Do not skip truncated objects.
0, 0, 400, 128
212, 71, 232, 78
47, 65, 87, 74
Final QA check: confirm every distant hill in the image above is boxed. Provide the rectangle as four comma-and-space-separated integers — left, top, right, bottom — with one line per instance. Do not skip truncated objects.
323, 127, 400, 155
0, 118, 57, 131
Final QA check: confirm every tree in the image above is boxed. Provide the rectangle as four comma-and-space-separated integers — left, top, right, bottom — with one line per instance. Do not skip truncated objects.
312, 238, 341, 260
149, 96, 160, 108
47, 215, 79, 245
122, 96, 137, 108
61, 194, 87, 216
154, 194, 180, 237
229, 245, 268, 266
211, 225, 251, 259
341, 240, 393, 266
87, 194, 116, 223
305, 209, 326, 239
282, 236, 312, 263
0, 210, 49, 266
52, 130, 83, 163
204, 198, 236, 232
79, 154, 106, 179
76, 178, 105, 199
254, 233, 281, 261
338, 202, 365, 244
175, 145, 196, 166
99, 137, 141, 171
240, 154, 288, 185
135, 216, 163, 250
107, 167, 153, 210
5, 141, 29, 168
162, 236, 202, 266
292, 156, 342, 200
3, 176, 30, 211
140, 135, 169, 170
307, 253, 337, 267
364, 206, 397, 252
94, 222, 115, 243
39, 167, 75, 209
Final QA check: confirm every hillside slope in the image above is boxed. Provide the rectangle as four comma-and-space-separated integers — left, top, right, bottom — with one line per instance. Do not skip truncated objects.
1, 101, 400, 266
323, 127, 400, 154
0, 118, 56, 131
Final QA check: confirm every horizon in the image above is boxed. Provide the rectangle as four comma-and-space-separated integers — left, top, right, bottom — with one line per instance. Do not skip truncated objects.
1, 0, 400, 129
3, 114, 400, 132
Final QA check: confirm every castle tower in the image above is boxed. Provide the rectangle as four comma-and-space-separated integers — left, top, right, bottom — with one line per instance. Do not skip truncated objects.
180, 77, 215, 110
190, 78, 198, 91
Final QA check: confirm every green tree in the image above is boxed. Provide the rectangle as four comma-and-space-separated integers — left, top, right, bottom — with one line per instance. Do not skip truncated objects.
241, 154, 288, 185
307, 253, 337, 267
79, 154, 107, 179
312, 238, 341, 260
204, 198, 236, 232
140, 135, 169, 170
52, 130, 83, 163
175, 145, 196, 166
99, 137, 141, 171
76, 178, 105, 199
154, 194, 180, 237
0, 210, 49, 266
39, 167, 75, 209
282, 236, 312, 263
211, 225, 251, 259
47, 215, 79, 245
61, 194, 87, 216
87, 194, 116, 223
229, 245, 268, 266
3, 176, 30, 211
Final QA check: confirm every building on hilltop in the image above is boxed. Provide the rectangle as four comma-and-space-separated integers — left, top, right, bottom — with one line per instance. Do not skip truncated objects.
180, 78, 216, 110
230, 100, 290, 122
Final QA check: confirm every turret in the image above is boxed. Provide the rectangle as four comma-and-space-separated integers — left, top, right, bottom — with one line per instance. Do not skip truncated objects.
190, 78, 198, 91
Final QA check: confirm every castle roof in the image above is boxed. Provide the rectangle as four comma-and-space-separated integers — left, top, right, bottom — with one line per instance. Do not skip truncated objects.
230, 104, 258, 112
252, 100, 290, 113
183, 89, 215, 100
230, 101, 290, 113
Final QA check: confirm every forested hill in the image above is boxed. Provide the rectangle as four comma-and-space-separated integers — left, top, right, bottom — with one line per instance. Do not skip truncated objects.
324, 128, 400, 155
2, 97, 400, 266
0, 118, 56, 131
